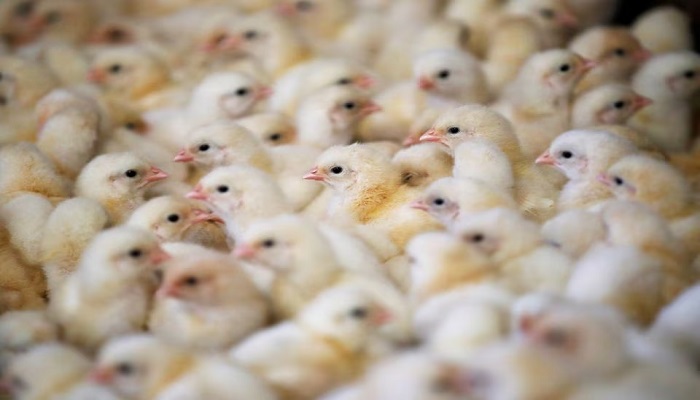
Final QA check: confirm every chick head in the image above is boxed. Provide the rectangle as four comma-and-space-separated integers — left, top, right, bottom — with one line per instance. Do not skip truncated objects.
81, 226, 170, 275
191, 71, 271, 119
76, 152, 168, 199
176, 121, 267, 170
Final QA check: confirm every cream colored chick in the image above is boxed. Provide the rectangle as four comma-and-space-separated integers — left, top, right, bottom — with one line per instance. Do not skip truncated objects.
567, 0, 619, 28
27, 0, 96, 44
231, 284, 393, 400
0, 71, 37, 144
410, 177, 518, 228
391, 143, 453, 189
650, 284, 700, 367
275, 0, 356, 45
50, 227, 170, 350
0, 193, 53, 266
176, 121, 322, 210
503, 0, 579, 48
569, 26, 650, 94
451, 208, 573, 294
0, 55, 58, 108
541, 209, 605, 259
571, 83, 651, 128
536, 129, 638, 211
0, 0, 39, 47
632, 6, 694, 54
75, 152, 169, 224
1, 343, 91, 400
420, 104, 559, 220
629, 51, 700, 152
0, 142, 71, 205
445, 0, 508, 57
269, 58, 377, 116
145, 71, 271, 152
451, 139, 516, 194
497, 49, 595, 159
149, 249, 267, 351
304, 143, 441, 248
601, 154, 700, 256
0, 223, 46, 312
235, 112, 297, 146
0, 310, 57, 371
296, 85, 380, 148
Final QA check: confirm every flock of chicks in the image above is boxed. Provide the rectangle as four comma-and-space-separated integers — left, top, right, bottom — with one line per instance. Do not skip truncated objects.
2, 0, 700, 399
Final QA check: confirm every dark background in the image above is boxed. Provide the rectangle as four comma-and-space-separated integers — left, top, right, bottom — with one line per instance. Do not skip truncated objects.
613, 0, 700, 51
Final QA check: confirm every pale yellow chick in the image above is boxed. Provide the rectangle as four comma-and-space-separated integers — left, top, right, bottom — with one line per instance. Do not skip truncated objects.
235, 112, 297, 146
571, 83, 651, 128
632, 6, 694, 54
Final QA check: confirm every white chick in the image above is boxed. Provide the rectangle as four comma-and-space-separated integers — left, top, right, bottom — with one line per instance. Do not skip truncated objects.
629, 51, 700, 152
50, 227, 170, 350
571, 83, 651, 128
541, 209, 606, 259
452, 139, 516, 194
0, 310, 57, 371
451, 208, 574, 294
632, 6, 694, 54
649, 284, 700, 367
235, 112, 297, 146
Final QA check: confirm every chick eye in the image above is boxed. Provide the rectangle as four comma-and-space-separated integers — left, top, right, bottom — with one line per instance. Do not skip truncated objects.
129, 249, 142, 258
559, 64, 571, 73
45, 11, 61, 24
198, 144, 210, 152
447, 126, 460, 134
613, 176, 624, 186
108, 28, 125, 42
116, 363, 133, 375
109, 64, 122, 74
296, 0, 314, 11
349, 307, 368, 319
544, 329, 568, 346
0, 95, 7, 106
167, 214, 180, 223
470, 233, 485, 243
124, 122, 137, 130
262, 239, 276, 248
14, 1, 33, 18
561, 151, 573, 159
330, 166, 343, 174
184, 276, 198, 286
216, 185, 229, 193
235, 88, 249, 96
433, 198, 445, 206
613, 48, 626, 57
337, 77, 352, 85
613, 101, 626, 109
243, 30, 258, 40
0, 72, 4, 81
343, 101, 356, 110
437, 69, 450, 79
268, 133, 282, 141
125, 169, 138, 178
539, 8, 555, 19
684, 70, 696, 79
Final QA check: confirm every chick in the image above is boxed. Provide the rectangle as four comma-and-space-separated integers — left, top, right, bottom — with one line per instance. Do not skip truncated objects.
451, 208, 573, 294
304, 143, 441, 248
391, 143, 453, 189
235, 112, 297, 146
541, 209, 605, 259
27, 0, 96, 44
629, 51, 700, 152
50, 227, 170, 350
571, 83, 651, 128
0, 55, 58, 108
0, 0, 39, 47
149, 249, 267, 351
649, 284, 700, 367
567, 0, 619, 28
497, 49, 595, 159
75, 152, 168, 224
0, 71, 37, 144
231, 284, 393, 400
0, 193, 54, 266
536, 129, 638, 211
503, 0, 580, 48
632, 6, 694, 54
275, 0, 356, 45
451, 139, 516, 194
410, 177, 518, 228
569, 26, 650, 94
0, 223, 46, 312
0, 142, 71, 205
0, 310, 58, 371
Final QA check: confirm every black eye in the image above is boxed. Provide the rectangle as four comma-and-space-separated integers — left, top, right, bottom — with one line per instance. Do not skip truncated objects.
447, 126, 460, 134
45, 11, 61, 24
614, 48, 626, 57
198, 144, 210, 152
268, 133, 282, 141
337, 77, 352, 85
235, 88, 249, 96
0, 72, 4, 81
349, 307, 368, 319
14, 2, 33, 18
613, 101, 626, 109
125, 122, 137, 130
343, 102, 356, 110
684, 70, 696, 79
437, 69, 450, 79
544, 329, 568, 346
129, 249, 142, 258
184, 276, 198, 286
216, 185, 229, 193
167, 214, 180, 223
262, 239, 276, 248
539, 8, 555, 19
0, 95, 7, 106
108, 29, 125, 42
109, 64, 122, 74
471, 234, 484, 243
125, 169, 138, 178
244, 30, 258, 40
330, 166, 343, 174
559, 64, 571, 73
433, 198, 445, 206
116, 363, 133, 375
296, 0, 313, 11
613, 176, 624, 186
561, 151, 573, 159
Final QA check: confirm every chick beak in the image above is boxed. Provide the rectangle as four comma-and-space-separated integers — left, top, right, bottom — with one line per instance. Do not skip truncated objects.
190, 209, 224, 224
354, 74, 375, 89
27, 14, 45, 32
632, 48, 652, 63
275, 2, 297, 16
89, 367, 115, 385
630, 95, 652, 112
359, 101, 382, 117
409, 200, 429, 211
581, 59, 598, 73
220, 35, 243, 51
418, 76, 435, 90
86, 68, 107, 83
596, 173, 613, 186
556, 11, 579, 28
233, 243, 257, 259
535, 151, 556, 166
402, 135, 421, 147
156, 284, 180, 299
303, 167, 327, 182
143, 166, 169, 185
371, 309, 393, 326
149, 247, 171, 265
419, 128, 444, 143
255, 86, 273, 101
186, 184, 209, 201
173, 149, 194, 162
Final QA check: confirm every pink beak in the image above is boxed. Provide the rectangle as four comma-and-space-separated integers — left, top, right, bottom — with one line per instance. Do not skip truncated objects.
149, 247, 171, 265
556, 11, 579, 28
535, 151, 556, 166
596, 173, 613, 186
173, 149, 194, 163
233, 243, 257, 259
403, 135, 421, 147
581, 59, 598, 73
156, 284, 180, 299
143, 166, 169, 184
220, 35, 243, 51
86, 68, 106, 83
630, 95, 652, 112
90, 368, 115, 385
419, 128, 444, 143
359, 101, 382, 117
418, 76, 435, 90
371, 309, 393, 326
303, 167, 326, 181
190, 209, 224, 224
255, 86, 274, 100
354, 74, 375, 89
275, 2, 297, 16
186, 184, 209, 201
633, 48, 652, 63
410, 200, 429, 211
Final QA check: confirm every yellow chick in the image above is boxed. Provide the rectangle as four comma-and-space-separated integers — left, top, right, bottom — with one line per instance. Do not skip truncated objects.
0, 71, 39, 144
0, 193, 53, 266
0, 0, 39, 47
451, 139, 516, 194
0, 310, 58, 371
567, 0, 619, 29
503, 0, 580, 48
0, 142, 71, 205
235, 112, 297, 146
391, 143, 454, 189
50, 226, 170, 350
0, 222, 46, 312
541, 209, 605, 259
632, 6, 694, 54
571, 83, 651, 129
26, 0, 96, 44
0, 55, 58, 108
650, 284, 700, 368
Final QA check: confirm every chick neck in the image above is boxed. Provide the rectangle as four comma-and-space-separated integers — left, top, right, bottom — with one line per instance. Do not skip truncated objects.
338, 167, 403, 223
